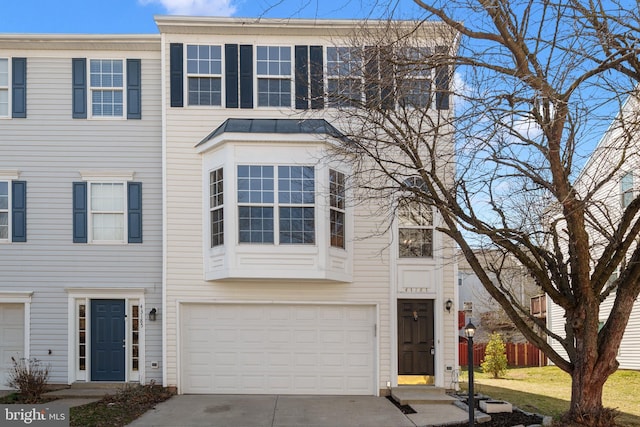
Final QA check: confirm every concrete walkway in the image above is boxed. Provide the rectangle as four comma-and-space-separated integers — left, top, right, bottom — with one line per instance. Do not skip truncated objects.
127, 394, 469, 427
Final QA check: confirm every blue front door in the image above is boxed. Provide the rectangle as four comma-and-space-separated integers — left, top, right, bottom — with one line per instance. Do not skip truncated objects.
91, 299, 125, 381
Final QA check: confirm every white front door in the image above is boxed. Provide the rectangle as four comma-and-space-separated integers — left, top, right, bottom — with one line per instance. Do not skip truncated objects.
0, 303, 24, 390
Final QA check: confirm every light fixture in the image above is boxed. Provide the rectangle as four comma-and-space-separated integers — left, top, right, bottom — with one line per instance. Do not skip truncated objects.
465, 321, 477, 426
445, 299, 453, 313
464, 321, 476, 339
149, 308, 157, 321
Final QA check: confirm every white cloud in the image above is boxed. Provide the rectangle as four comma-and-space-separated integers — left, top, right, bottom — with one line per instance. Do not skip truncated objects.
140, 0, 236, 16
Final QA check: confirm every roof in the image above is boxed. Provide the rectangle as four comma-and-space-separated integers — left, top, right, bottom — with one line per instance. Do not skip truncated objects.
196, 118, 347, 147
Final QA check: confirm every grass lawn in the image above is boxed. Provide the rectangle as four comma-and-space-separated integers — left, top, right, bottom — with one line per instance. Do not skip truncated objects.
459, 366, 640, 427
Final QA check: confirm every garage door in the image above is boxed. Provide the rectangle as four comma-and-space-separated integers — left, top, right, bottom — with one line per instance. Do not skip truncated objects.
180, 303, 376, 395
0, 304, 24, 390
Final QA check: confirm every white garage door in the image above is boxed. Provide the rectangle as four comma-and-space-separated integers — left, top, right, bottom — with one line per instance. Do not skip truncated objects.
0, 304, 25, 390
180, 303, 376, 395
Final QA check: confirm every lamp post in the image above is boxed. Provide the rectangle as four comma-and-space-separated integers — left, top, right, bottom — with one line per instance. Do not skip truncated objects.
464, 321, 477, 427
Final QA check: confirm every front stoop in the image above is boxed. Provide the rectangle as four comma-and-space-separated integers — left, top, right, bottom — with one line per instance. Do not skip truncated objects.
390, 386, 458, 406
43, 382, 127, 399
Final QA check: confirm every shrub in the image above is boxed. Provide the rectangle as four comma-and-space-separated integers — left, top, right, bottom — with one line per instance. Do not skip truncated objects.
6, 357, 50, 403
481, 332, 508, 379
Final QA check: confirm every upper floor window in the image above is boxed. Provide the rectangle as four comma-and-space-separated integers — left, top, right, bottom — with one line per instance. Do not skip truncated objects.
256, 46, 291, 107
397, 47, 432, 108
90, 59, 124, 117
187, 45, 222, 106
0, 58, 8, 117
327, 47, 363, 108
72, 180, 142, 244
329, 169, 346, 248
90, 183, 126, 242
621, 171, 634, 208
0, 181, 8, 239
398, 200, 433, 258
210, 168, 224, 247
237, 165, 315, 244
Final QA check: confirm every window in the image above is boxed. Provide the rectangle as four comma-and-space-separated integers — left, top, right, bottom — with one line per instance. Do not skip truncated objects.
90, 59, 124, 117
0, 58, 8, 117
0, 180, 26, 242
90, 183, 126, 242
187, 45, 222, 106
278, 166, 315, 244
210, 168, 224, 247
327, 47, 363, 107
621, 172, 634, 208
0, 181, 8, 239
78, 303, 86, 371
131, 304, 140, 372
237, 165, 315, 244
256, 46, 291, 107
397, 47, 432, 108
329, 169, 345, 248
398, 201, 433, 257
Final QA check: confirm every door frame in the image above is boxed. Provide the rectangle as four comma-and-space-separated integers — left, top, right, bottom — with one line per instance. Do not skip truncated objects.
66, 288, 146, 384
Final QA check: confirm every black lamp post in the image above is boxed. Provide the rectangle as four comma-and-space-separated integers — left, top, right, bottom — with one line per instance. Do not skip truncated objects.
464, 321, 477, 427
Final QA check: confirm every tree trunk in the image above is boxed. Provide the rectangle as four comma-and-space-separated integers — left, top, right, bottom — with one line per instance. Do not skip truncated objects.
566, 357, 617, 426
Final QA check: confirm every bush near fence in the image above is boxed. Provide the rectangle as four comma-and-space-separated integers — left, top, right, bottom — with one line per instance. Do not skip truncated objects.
459, 341, 547, 367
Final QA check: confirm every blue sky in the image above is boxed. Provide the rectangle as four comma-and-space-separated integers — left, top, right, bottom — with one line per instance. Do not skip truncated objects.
0, 0, 423, 34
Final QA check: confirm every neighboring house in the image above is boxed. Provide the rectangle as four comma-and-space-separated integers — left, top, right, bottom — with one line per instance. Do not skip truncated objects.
457, 250, 540, 343
0, 35, 163, 388
547, 94, 640, 371
156, 16, 459, 395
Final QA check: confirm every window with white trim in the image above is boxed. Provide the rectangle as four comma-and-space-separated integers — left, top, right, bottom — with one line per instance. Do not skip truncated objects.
398, 200, 433, 258
397, 47, 432, 108
0, 181, 8, 240
621, 171, 634, 208
327, 47, 363, 107
187, 45, 222, 106
0, 58, 8, 117
329, 169, 345, 248
237, 165, 315, 244
256, 46, 291, 107
90, 59, 124, 117
89, 182, 126, 242
210, 168, 224, 247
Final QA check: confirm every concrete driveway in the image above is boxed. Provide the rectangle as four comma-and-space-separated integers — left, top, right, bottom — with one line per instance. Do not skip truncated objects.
127, 394, 416, 427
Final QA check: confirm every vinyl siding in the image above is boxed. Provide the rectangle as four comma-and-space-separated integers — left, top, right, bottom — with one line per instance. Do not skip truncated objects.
0, 40, 162, 384
160, 23, 457, 392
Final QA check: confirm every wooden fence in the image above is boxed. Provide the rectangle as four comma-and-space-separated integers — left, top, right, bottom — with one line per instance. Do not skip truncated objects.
458, 341, 547, 367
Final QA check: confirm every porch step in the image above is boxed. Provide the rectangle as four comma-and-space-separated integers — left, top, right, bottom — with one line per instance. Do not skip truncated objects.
43, 383, 127, 399
391, 386, 458, 406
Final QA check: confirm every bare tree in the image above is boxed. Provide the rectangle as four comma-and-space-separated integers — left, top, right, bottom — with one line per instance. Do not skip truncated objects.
322, 2, 640, 425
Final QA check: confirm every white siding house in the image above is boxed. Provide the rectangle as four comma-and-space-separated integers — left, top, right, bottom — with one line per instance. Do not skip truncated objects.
547, 94, 640, 371
156, 16, 459, 395
0, 35, 163, 387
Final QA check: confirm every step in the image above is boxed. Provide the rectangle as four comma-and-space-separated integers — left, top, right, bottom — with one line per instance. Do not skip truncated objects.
391, 386, 458, 406
43, 383, 127, 399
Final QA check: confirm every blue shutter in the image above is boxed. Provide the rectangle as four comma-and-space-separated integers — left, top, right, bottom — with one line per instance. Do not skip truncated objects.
225, 44, 239, 108
170, 43, 184, 108
239, 45, 253, 109
309, 46, 324, 110
127, 182, 142, 244
127, 59, 141, 119
72, 58, 87, 119
11, 181, 26, 242
365, 46, 379, 107
12, 58, 27, 118
295, 46, 309, 110
435, 46, 450, 110
72, 182, 87, 243
380, 47, 394, 110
